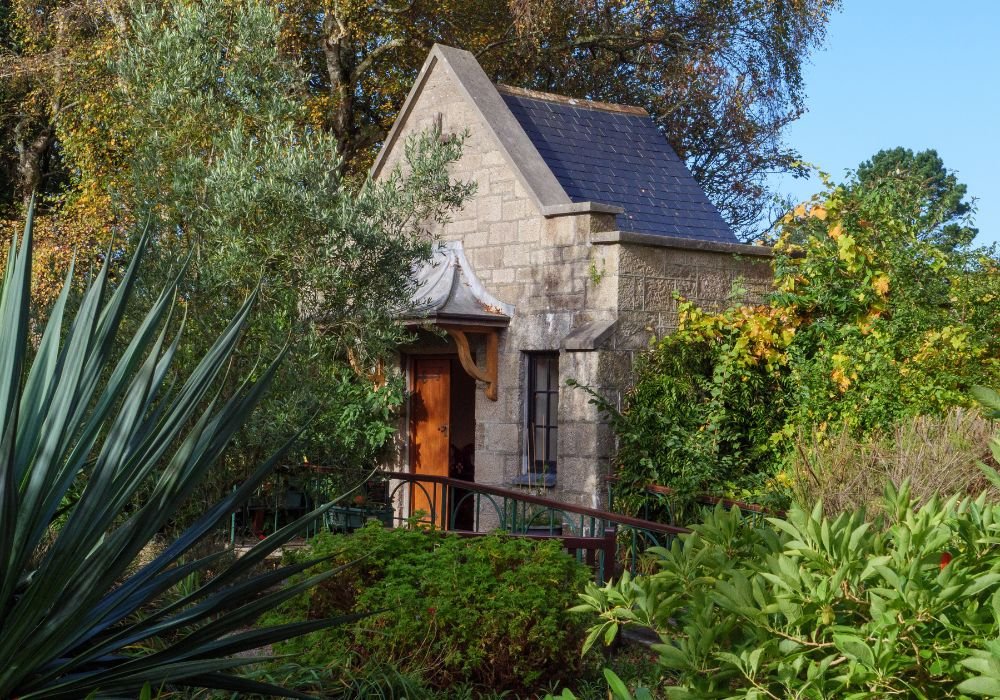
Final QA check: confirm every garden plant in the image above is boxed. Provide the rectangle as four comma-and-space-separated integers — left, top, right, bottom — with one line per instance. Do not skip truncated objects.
0, 208, 350, 698
575, 468, 1000, 696
595, 150, 1000, 516
261, 522, 594, 695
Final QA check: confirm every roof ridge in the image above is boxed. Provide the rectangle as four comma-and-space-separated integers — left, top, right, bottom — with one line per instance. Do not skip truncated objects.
496, 84, 648, 117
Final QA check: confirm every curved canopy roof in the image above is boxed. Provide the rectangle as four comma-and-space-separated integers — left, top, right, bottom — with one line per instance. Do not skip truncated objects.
405, 242, 513, 326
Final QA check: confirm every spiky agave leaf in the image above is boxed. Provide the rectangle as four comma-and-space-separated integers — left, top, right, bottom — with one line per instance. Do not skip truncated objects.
0, 206, 350, 699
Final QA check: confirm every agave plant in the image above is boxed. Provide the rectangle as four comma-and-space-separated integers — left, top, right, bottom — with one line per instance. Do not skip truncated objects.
0, 207, 353, 699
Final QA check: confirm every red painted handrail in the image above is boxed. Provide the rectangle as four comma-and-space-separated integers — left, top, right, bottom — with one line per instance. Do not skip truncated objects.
382, 471, 690, 535
603, 475, 784, 517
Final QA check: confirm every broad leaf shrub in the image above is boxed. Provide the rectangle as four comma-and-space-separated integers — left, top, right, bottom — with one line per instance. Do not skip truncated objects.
598, 151, 999, 513
0, 210, 349, 699
576, 484, 1000, 698
582, 305, 793, 520
262, 522, 593, 693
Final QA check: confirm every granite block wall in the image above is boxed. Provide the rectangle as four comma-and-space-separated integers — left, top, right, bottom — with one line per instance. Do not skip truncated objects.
380, 57, 773, 515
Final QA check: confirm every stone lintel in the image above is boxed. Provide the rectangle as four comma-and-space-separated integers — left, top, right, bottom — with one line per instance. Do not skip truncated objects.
591, 230, 774, 257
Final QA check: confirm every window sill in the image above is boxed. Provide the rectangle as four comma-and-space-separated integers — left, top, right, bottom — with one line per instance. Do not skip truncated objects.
510, 473, 557, 488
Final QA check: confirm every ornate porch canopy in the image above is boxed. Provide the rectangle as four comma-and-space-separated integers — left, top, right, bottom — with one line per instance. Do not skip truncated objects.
403, 242, 514, 400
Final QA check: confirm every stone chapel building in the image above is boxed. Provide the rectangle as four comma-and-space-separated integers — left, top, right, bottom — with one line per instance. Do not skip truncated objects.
372, 44, 772, 519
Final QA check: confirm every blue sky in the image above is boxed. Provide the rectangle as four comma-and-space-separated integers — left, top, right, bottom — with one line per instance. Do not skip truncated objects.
768, 0, 1000, 247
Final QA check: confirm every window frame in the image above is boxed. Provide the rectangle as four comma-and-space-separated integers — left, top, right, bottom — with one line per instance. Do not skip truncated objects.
521, 351, 559, 485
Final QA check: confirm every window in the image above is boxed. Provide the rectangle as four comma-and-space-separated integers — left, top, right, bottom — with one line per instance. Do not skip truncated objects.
519, 352, 558, 486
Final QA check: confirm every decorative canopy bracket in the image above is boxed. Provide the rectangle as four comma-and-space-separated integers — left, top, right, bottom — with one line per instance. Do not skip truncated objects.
443, 325, 499, 401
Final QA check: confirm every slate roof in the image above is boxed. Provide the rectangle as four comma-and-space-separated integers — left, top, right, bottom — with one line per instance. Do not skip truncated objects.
499, 87, 738, 244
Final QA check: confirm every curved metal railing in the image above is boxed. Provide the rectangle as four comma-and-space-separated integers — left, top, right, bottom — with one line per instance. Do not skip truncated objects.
377, 471, 689, 583
603, 475, 783, 528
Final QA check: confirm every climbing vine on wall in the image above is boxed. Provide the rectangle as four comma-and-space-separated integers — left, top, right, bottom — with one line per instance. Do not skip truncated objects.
602, 151, 1000, 514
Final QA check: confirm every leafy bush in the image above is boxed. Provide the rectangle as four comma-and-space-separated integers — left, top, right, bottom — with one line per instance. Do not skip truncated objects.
583, 305, 793, 520
96, 0, 476, 529
793, 407, 1000, 516
264, 523, 593, 693
600, 150, 999, 512
575, 482, 1000, 698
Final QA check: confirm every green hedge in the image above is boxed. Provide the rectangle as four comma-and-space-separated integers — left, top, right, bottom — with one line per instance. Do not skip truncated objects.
263, 522, 593, 692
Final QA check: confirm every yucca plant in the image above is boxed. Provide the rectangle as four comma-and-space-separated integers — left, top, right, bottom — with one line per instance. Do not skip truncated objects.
0, 206, 354, 699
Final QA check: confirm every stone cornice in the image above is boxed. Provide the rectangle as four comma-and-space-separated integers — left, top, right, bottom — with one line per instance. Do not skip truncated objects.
591, 230, 774, 257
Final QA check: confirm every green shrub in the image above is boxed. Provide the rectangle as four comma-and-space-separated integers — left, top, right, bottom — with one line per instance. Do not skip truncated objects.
264, 523, 593, 692
580, 324, 791, 520
575, 484, 1000, 698
597, 152, 1000, 514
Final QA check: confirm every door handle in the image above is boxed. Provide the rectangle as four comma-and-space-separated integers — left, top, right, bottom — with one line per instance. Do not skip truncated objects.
437, 425, 449, 434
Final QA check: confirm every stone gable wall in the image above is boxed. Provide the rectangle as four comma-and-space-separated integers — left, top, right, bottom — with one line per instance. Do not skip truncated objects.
611, 244, 773, 348
381, 58, 623, 509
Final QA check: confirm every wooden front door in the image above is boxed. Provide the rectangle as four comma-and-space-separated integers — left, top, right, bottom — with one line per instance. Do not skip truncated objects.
410, 358, 450, 528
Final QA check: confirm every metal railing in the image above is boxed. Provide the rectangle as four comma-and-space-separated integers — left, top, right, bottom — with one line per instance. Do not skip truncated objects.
373, 472, 689, 583
604, 475, 783, 528
223, 468, 778, 583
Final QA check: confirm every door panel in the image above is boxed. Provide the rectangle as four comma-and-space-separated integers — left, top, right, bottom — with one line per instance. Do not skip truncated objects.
410, 358, 450, 528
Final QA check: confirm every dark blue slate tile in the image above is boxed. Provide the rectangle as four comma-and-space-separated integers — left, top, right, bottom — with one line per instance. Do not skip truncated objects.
501, 91, 736, 243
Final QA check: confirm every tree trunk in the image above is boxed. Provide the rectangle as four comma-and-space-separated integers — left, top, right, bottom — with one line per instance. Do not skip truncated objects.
321, 10, 355, 168
14, 115, 56, 206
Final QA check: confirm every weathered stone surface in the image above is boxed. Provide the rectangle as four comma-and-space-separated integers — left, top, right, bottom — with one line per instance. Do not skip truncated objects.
672, 278, 698, 299
477, 195, 503, 223
473, 451, 504, 485
586, 274, 617, 313
612, 311, 657, 350
596, 352, 634, 390
643, 278, 675, 309
619, 245, 665, 278
493, 267, 515, 284
515, 217, 541, 243
662, 263, 698, 280
697, 273, 736, 301
503, 199, 532, 221
548, 218, 580, 247
488, 221, 516, 245
483, 422, 519, 452
617, 275, 642, 311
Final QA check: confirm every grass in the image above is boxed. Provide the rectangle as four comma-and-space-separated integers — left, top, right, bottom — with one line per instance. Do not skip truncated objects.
792, 407, 999, 516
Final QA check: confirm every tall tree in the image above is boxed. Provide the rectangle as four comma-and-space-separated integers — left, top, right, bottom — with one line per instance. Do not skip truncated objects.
2, 0, 840, 245
280, 0, 840, 235
855, 147, 978, 251
13, 0, 473, 521
0, 0, 126, 301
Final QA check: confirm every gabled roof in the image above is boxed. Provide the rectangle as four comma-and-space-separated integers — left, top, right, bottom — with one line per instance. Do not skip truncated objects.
371, 44, 738, 246
499, 87, 737, 244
